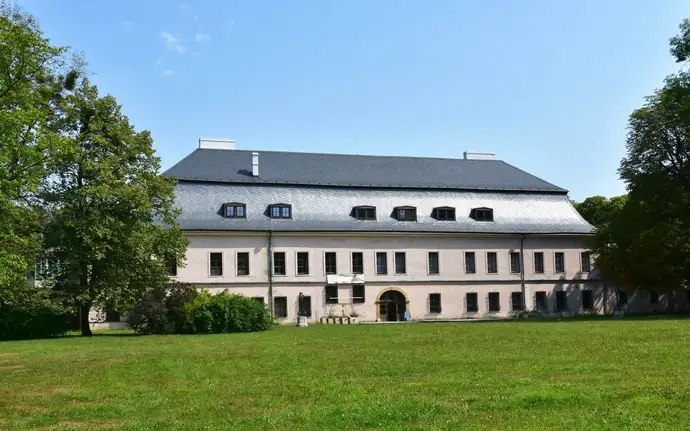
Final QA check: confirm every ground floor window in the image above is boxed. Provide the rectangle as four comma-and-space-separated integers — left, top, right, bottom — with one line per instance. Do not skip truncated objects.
429, 293, 442, 314
105, 310, 121, 322
649, 290, 659, 305
274, 296, 288, 318
488, 292, 500, 312
325, 285, 338, 304
251, 296, 264, 305
617, 290, 628, 307
466, 292, 478, 313
535, 291, 547, 310
353, 284, 365, 303
582, 290, 594, 310
555, 291, 567, 312
301, 295, 312, 318
511, 292, 524, 311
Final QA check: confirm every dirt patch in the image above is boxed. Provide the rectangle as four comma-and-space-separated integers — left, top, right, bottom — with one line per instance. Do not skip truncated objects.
0, 365, 24, 371
38, 420, 125, 430
14, 405, 49, 414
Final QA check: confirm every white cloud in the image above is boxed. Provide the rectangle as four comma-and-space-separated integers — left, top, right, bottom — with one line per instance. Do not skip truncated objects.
160, 32, 186, 54
195, 32, 211, 43
161, 69, 174, 77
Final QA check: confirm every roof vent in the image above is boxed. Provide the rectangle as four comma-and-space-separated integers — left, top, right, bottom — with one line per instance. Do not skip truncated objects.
252, 152, 259, 177
463, 151, 496, 160
199, 138, 235, 150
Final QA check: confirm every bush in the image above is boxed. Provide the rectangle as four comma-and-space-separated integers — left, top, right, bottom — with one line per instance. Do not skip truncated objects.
0, 292, 71, 340
184, 291, 273, 334
128, 281, 197, 335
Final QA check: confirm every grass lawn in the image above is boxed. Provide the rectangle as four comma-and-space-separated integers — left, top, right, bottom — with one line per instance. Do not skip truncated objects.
1, 318, 690, 430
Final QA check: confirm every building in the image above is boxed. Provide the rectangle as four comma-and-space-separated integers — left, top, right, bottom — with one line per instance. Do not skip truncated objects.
161, 138, 633, 322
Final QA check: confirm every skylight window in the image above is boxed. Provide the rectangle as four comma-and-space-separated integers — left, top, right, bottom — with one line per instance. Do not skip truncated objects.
432, 206, 456, 221
470, 207, 494, 222
223, 203, 246, 219
269, 204, 292, 219
394, 206, 417, 222
353, 206, 376, 221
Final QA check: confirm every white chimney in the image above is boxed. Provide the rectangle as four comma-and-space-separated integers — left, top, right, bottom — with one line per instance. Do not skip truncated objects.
252, 152, 259, 177
198, 138, 235, 150
463, 151, 496, 160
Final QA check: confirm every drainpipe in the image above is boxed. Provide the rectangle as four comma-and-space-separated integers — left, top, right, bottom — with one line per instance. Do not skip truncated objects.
520, 234, 526, 310
267, 230, 273, 316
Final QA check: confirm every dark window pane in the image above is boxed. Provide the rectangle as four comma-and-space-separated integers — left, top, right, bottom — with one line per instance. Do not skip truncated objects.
105, 310, 121, 322
617, 290, 628, 306
251, 296, 264, 304
487, 252, 498, 274
165, 257, 177, 276
511, 292, 524, 311
395, 252, 406, 274
376, 252, 387, 275
210, 252, 223, 276
471, 208, 494, 222
297, 252, 309, 275
325, 252, 337, 274
555, 291, 567, 311
236, 206, 245, 218
353, 285, 365, 303
510, 252, 521, 274
436, 207, 455, 221
274, 296, 287, 318
302, 296, 312, 317
581, 252, 591, 272
466, 292, 478, 312
465, 252, 476, 274
488, 292, 500, 312
273, 252, 286, 275
226, 205, 235, 217
237, 252, 250, 276
352, 252, 363, 274
535, 291, 547, 310
649, 290, 659, 305
271, 206, 280, 218
534, 252, 544, 274
555, 252, 565, 273
428, 252, 440, 275
429, 293, 442, 313
582, 290, 594, 310
282, 207, 290, 218
325, 285, 338, 304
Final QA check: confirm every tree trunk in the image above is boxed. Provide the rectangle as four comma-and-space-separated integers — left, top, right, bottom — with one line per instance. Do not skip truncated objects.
80, 304, 93, 336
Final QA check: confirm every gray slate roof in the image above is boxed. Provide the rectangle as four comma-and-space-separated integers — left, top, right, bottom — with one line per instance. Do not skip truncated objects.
163, 149, 566, 193
173, 182, 593, 234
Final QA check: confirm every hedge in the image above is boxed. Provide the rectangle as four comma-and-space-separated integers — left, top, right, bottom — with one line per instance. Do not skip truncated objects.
184, 291, 273, 334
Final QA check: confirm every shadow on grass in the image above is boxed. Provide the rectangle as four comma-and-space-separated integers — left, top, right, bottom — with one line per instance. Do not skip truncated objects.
419, 312, 690, 325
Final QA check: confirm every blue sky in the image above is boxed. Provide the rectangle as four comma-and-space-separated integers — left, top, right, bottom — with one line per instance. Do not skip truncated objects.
15, 0, 690, 201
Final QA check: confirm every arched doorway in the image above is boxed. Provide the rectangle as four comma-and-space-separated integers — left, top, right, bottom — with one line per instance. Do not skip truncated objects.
378, 290, 408, 322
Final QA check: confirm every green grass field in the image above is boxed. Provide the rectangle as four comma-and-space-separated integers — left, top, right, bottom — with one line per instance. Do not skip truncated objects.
1, 318, 690, 430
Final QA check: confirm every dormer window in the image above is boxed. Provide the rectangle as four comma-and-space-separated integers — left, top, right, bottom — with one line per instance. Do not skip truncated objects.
394, 206, 417, 222
353, 206, 376, 221
432, 206, 456, 221
269, 204, 292, 219
223, 202, 246, 218
470, 207, 494, 222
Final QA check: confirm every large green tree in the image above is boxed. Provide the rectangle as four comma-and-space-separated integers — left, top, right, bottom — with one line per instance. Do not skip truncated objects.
0, 2, 75, 300
43, 78, 188, 335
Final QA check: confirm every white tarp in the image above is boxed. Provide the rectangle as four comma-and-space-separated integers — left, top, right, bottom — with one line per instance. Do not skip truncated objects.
326, 274, 365, 285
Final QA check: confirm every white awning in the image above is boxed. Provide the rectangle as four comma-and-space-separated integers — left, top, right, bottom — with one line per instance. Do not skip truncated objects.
326, 274, 365, 285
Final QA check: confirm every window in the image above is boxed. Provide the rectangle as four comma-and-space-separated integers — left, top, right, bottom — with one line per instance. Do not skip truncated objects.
649, 290, 659, 305
582, 290, 594, 310
223, 202, 246, 219
165, 257, 177, 276
353, 206, 376, 221
534, 252, 544, 274
273, 252, 286, 275
555, 291, 567, 312
470, 207, 494, 222
433, 206, 456, 221
210, 252, 223, 276
510, 252, 521, 274
351, 252, 364, 274
535, 291, 547, 310
325, 285, 338, 304
466, 292, 479, 312
105, 310, 121, 322
428, 252, 440, 275
395, 252, 406, 274
487, 252, 498, 274
375, 252, 388, 275
554, 252, 565, 273
617, 289, 628, 306
325, 252, 337, 275
511, 292, 524, 311
36, 256, 59, 280
251, 297, 264, 304
301, 296, 312, 317
236, 252, 250, 276
394, 206, 417, 221
297, 252, 309, 275
353, 285, 365, 304
581, 252, 591, 272
274, 296, 287, 318
269, 204, 291, 219
465, 252, 476, 274
429, 293, 442, 314
488, 292, 500, 312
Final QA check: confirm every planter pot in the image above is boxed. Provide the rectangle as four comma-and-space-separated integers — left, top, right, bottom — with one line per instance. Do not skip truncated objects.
320, 317, 327, 324
561, 311, 574, 318
349, 317, 359, 324
326, 317, 336, 324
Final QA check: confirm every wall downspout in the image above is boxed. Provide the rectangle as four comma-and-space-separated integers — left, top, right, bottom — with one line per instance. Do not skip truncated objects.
267, 230, 273, 316
520, 234, 526, 310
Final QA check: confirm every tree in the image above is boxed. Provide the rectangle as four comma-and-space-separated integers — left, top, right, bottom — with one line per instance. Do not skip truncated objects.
573, 195, 627, 227
0, 2, 75, 299
42, 78, 188, 335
